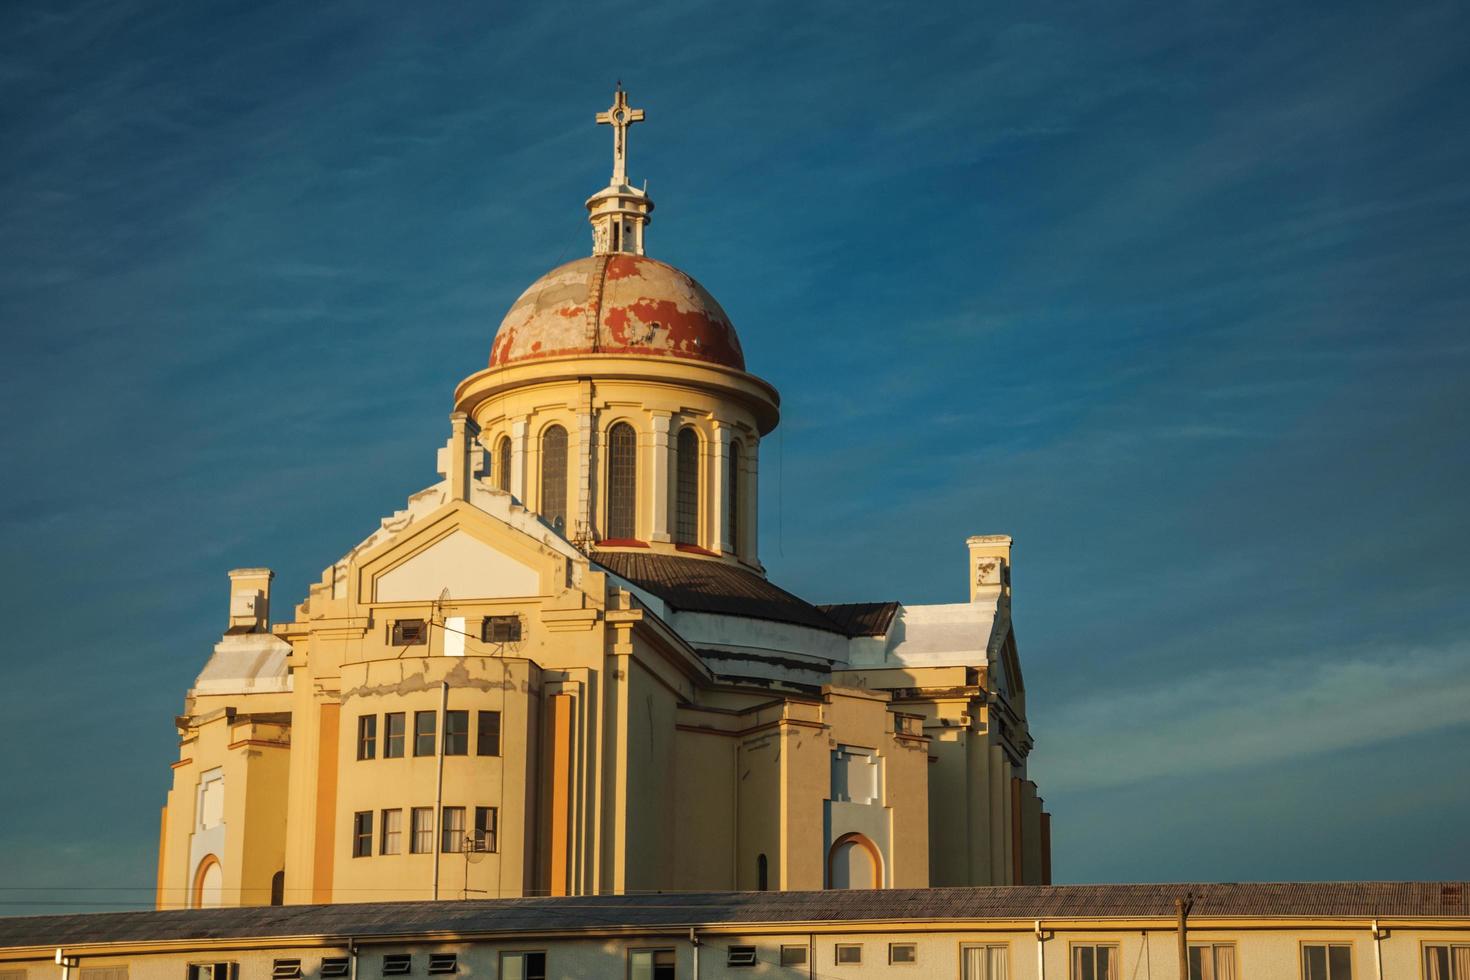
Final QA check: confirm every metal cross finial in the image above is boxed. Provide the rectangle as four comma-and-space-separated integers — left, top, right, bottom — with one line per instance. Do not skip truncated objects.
596, 85, 645, 185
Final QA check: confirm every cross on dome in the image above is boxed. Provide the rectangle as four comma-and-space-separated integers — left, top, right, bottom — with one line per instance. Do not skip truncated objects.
595, 84, 645, 186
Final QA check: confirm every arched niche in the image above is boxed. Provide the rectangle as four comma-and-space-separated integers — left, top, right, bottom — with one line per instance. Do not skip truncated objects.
827, 833, 882, 890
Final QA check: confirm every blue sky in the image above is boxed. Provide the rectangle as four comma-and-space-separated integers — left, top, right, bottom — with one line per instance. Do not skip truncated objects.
2, 0, 1468, 912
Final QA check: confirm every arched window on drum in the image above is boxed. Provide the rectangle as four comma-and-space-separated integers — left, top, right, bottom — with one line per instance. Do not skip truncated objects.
605, 422, 638, 540
540, 425, 567, 533
675, 427, 700, 546
496, 436, 512, 493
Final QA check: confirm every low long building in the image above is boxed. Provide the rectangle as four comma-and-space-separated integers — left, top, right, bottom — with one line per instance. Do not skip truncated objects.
2, 883, 1467, 980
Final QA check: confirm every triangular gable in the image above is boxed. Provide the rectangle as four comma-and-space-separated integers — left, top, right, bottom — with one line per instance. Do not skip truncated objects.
357, 501, 567, 604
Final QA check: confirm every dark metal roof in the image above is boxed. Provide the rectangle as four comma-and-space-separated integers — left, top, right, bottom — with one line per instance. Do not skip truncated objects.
817, 601, 900, 637
2, 884, 1466, 948
592, 551, 847, 634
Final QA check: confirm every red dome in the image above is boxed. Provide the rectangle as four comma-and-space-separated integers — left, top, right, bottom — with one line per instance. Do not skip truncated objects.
490, 254, 745, 371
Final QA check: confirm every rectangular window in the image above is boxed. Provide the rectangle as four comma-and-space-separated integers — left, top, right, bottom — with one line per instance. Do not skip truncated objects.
963, 945, 1009, 980
271, 962, 301, 980
1189, 943, 1237, 980
186, 966, 236, 980
1303, 944, 1353, 980
443, 710, 468, 755
1425, 945, 1470, 980
384, 712, 406, 758
779, 947, 808, 966
351, 811, 372, 857
474, 806, 498, 853
381, 956, 410, 977
320, 961, 349, 979
1073, 945, 1119, 980
414, 710, 437, 756
380, 808, 403, 855
477, 710, 502, 756
482, 615, 521, 643
441, 806, 466, 853
392, 619, 427, 645
890, 943, 918, 964
498, 952, 546, 980
356, 715, 377, 760
726, 946, 757, 967
629, 949, 676, 980
835, 944, 862, 965
426, 955, 456, 975
80, 972, 127, 980
410, 807, 434, 853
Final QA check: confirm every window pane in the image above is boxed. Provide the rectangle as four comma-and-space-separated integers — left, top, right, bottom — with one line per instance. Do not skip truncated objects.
411, 807, 433, 853
540, 425, 568, 532
497, 437, 511, 493
357, 715, 376, 760
675, 427, 699, 545
414, 711, 436, 756
629, 951, 652, 980
474, 807, 497, 852
1304, 946, 1327, 980
352, 811, 372, 857
1328, 945, 1352, 980
384, 713, 405, 757
606, 423, 637, 539
478, 711, 502, 756
444, 710, 468, 755
441, 807, 465, 853
380, 809, 402, 855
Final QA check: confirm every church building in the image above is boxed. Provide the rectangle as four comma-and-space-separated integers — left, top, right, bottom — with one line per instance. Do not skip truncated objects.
155, 89, 1050, 910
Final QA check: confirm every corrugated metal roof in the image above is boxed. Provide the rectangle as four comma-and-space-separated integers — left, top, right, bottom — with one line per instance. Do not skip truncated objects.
817, 601, 900, 637
2, 883, 1465, 948
592, 551, 848, 634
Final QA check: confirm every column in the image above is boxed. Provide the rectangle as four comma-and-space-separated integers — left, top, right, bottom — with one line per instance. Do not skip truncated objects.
648, 413, 671, 543
510, 418, 528, 503
710, 421, 734, 554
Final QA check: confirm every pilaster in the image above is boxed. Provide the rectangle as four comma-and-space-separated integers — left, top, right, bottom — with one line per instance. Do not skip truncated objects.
711, 421, 734, 554
648, 413, 671, 543
510, 417, 528, 502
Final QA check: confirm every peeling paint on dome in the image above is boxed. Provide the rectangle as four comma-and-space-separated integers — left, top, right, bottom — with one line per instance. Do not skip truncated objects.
489, 255, 745, 371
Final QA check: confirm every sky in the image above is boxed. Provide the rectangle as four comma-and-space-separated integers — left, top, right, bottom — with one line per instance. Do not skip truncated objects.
2, 0, 1468, 913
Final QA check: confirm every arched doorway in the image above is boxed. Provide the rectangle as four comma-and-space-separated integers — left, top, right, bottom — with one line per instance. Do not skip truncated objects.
826, 833, 882, 889
192, 854, 223, 908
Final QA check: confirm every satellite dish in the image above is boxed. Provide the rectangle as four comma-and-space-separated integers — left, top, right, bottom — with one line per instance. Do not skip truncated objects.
465, 832, 488, 864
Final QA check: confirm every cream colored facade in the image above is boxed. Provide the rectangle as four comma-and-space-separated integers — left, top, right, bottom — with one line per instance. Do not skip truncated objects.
155, 89, 1049, 910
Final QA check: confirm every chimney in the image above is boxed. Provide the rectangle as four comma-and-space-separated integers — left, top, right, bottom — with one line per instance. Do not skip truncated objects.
227, 568, 273, 632
966, 535, 1012, 603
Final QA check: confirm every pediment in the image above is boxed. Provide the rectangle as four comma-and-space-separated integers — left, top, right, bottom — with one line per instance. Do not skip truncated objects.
357, 502, 563, 604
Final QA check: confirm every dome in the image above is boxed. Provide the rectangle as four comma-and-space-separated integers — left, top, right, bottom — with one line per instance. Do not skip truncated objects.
489, 253, 745, 371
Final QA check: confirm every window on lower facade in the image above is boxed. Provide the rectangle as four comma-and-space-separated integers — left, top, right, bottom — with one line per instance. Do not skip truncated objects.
890, 943, 917, 964
441, 806, 465, 853
482, 615, 521, 643
443, 710, 468, 755
726, 946, 757, 968
381, 955, 410, 977
351, 811, 372, 857
962, 945, 1009, 980
380, 808, 403, 855
1426, 945, 1470, 980
474, 806, 498, 853
629, 949, 676, 980
779, 946, 807, 966
392, 619, 427, 646
186, 965, 236, 980
319, 960, 349, 979
414, 711, 436, 756
477, 710, 502, 756
835, 944, 862, 965
499, 952, 545, 980
271, 961, 301, 980
426, 954, 457, 975
1189, 943, 1237, 980
410, 807, 434, 853
384, 712, 406, 758
1303, 944, 1353, 980
1072, 945, 1119, 980
356, 714, 377, 760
